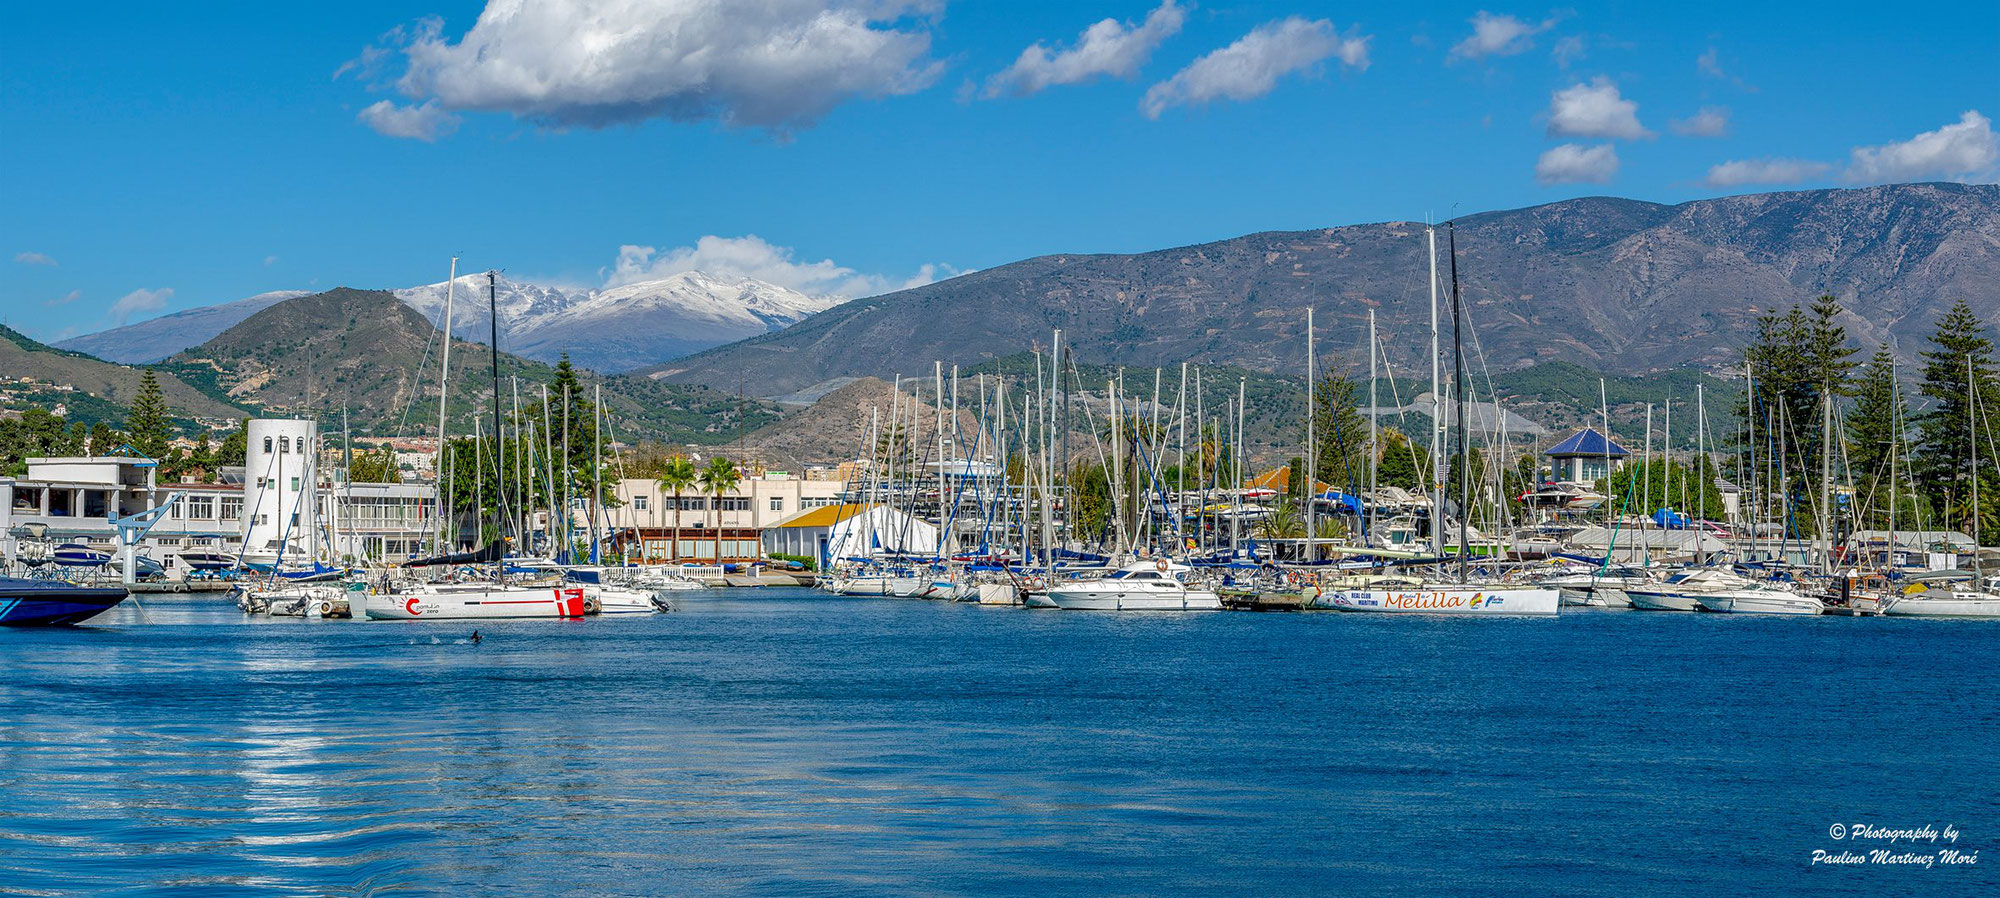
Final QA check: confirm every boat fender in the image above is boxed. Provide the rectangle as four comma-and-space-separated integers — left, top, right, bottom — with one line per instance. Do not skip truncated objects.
582, 596, 602, 615
317, 601, 333, 616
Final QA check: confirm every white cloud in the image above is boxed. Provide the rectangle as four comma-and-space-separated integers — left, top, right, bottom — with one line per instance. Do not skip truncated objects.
264, 255, 280, 266
1845, 110, 2000, 184
14, 251, 57, 266
1671, 106, 1730, 138
1536, 143, 1618, 185
357, 99, 461, 141
1449, 11, 1553, 61
1546, 77, 1649, 140
605, 235, 955, 299
1697, 47, 1725, 79
110, 288, 173, 325
360, 1, 942, 136
1550, 35, 1585, 68
45, 289, 81, 307
1704, 158, 1832, 188
985, 1, 1184, 98
1141, 17, 1369, 119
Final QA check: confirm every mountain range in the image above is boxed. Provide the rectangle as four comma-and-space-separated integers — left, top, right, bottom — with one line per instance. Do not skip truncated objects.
650, 183, 2000, 397
58, 272, 837, 374
153, 288, 781, 443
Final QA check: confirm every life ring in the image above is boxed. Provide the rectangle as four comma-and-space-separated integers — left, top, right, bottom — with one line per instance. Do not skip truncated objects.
582, 596, 602, 615
1155, 559, 1169, 573
317, 601, 333, 616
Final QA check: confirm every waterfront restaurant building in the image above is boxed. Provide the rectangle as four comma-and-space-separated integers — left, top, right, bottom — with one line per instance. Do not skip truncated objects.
603, 469, 848, 563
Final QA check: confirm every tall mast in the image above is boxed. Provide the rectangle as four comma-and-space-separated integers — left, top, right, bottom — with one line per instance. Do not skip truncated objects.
1971, 354, 1983, 582
433, 256, 457, 548
1745, 365, 1757, 562
1224, 376, 1240, 552
1448, 222, 1469, 581
488, 271, 507, 549
593, 383, 604, 566
1888, 357, 1898, 566
1427, 226, 1445, 557
1305, 305, 1316, 563
1368, 309, 1378, 547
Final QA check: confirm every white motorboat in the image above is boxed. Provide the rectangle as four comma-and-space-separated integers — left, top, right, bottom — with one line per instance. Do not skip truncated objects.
1627, 568, 1820, 614
1539, 568, 1643, 608
1314, 583, 1558, 615
362, 583, 590, 620
1696, 590, 1825, 615
255, 585, 351, 618
1881, 572, 2000, 617
1627, 569, 1732, 611
587, 585, 659, 614
1043, 561, 1222, 611
1883, 592, 2000, 617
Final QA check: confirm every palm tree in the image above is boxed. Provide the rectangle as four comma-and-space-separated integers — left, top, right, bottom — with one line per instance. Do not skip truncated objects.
656, 455, 698, 562
698, 456, 742, 566
1259, 500, 1305, 540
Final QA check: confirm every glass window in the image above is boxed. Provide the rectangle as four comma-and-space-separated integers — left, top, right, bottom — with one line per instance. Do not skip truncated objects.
770, 497, 784, 511
634, 496, 649, 511
221, 497, 243, 520
263, 437, 272, 453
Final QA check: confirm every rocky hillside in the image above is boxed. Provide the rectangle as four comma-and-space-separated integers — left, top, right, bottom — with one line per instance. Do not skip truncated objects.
60, 271, 839, 375
654, 183, 2000, 397
158, 288, 779, 443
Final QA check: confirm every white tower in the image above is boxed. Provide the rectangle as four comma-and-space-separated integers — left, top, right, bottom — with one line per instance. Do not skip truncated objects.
241, 419, 318, 568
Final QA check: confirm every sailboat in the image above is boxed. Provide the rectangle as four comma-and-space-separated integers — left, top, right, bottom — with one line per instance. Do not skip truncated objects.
360, 266, 626, 621
1317, 222, 1557, 615
1885, 356, 2000, 617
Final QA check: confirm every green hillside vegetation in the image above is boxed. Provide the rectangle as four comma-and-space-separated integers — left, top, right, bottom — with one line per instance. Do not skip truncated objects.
0, 324, 246, 425
1488, 360, 1743, 448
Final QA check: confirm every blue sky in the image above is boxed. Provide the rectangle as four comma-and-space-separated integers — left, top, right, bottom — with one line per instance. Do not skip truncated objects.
4, 1, 1996, 343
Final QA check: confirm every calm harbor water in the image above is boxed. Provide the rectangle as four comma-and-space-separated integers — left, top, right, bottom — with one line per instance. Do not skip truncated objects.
2, 588, 1995, 896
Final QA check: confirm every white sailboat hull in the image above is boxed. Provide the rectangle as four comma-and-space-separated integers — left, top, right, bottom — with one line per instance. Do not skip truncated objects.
1694, 591, 1824, 615
975, 582, 1020, 605
1882, 594, 2000, 618
1312, 586, 1559, 615
363, 585, 589, 620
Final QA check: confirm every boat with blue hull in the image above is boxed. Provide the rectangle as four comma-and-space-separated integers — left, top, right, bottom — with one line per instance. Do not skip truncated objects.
0, 578, 130, 626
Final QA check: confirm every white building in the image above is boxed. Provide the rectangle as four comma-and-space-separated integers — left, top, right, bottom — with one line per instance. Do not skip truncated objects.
241, 419, 318, 566
602, 470, 847, 563
2, 451, 435, 574
762, 504, 941, 568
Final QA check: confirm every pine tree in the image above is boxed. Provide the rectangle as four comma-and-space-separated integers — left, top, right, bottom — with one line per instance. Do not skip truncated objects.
216, 419, 248, 467
1745, 296, 1856, 529
1845, 345, 1908, 527
1310, 368, 1369, 497
1374, 428, 1430, 491
1916, 298, 2000, 521
126, 369, 172, 460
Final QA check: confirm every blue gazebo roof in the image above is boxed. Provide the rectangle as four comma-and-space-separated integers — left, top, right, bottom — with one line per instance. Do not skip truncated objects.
1545, 427, 1630, 459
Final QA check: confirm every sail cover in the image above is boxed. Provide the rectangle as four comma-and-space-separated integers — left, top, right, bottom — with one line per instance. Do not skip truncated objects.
402, 540, 506, 568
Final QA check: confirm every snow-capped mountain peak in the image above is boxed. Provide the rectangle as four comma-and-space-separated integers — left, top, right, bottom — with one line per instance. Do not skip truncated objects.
392, 270, 843, 373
